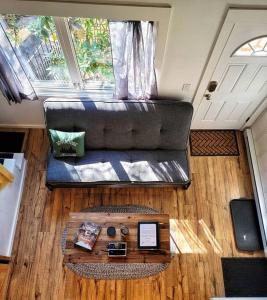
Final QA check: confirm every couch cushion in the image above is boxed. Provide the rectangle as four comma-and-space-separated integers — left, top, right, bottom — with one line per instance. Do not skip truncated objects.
46, 150, 189, 185
44, 99, 193, 151
49, 129, 85, 157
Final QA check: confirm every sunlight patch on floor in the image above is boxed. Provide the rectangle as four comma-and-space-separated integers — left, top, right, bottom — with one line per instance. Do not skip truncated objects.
170, 219, 207, 254
170, 218, 222, 254
199, 219, 223, 254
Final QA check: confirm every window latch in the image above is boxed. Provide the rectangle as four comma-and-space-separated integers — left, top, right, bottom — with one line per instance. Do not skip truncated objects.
73, 82, 83, 90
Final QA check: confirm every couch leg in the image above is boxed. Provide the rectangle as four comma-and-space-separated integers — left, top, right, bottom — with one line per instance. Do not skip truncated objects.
46, 183, 53, 191
183, 181, 191, 190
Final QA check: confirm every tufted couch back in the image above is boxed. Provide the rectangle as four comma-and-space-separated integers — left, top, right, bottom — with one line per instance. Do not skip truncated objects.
44, 99, 193, 150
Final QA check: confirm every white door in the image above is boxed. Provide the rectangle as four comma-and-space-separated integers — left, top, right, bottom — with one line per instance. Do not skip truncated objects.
192, 9, 267, 129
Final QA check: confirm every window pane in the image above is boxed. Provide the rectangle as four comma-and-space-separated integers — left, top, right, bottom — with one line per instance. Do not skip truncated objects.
252, 51, 267, 56
233, 36, 267, 57
68, 17, 114, 85
249, 37, 267, 52
1, 15, 71, 84
234, 44, 253, 56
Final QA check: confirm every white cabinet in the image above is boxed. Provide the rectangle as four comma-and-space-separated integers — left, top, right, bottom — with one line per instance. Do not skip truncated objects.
0, 154, 27, 259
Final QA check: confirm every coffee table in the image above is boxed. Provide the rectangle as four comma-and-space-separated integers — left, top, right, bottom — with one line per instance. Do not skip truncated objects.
63, 212, 171, 264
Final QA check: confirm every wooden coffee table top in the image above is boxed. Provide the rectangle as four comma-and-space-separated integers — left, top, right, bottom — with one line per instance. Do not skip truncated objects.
64, 212, 171, 264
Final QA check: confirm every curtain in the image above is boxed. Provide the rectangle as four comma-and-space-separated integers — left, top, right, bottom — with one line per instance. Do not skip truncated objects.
0, 22, 37, 104
109, 21, 158, 100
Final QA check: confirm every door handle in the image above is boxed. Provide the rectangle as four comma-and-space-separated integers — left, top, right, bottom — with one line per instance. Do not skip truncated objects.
207, 81, 218, 93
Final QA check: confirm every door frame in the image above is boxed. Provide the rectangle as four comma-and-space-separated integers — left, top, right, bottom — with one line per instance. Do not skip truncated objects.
192, 8, 267, 129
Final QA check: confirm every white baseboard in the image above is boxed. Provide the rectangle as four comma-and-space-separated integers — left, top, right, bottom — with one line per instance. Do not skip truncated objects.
0, 124, 45, 129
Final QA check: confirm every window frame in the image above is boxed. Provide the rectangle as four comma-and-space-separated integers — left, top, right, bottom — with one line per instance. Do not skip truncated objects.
1, 14, 115, 95
53, 16, 84, 88
0, 2, 170, 97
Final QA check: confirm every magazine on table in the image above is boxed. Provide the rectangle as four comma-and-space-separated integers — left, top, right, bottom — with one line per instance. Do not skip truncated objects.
74, 221, 101, 250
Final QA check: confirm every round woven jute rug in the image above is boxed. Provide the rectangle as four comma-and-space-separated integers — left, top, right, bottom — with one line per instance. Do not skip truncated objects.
61, 205, 170, 280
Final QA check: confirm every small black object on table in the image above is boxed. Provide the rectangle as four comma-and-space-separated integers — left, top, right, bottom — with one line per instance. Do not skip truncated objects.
107, 226, 116, 237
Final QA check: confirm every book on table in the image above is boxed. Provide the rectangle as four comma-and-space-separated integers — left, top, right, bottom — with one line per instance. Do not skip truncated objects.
74, 221, 101, 250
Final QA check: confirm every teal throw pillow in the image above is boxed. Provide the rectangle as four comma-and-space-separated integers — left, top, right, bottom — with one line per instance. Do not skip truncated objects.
49, 129, 85, 158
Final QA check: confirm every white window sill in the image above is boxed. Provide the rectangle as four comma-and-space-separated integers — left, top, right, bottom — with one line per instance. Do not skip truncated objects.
35, 87, 114, 99
33, 81, 114, 99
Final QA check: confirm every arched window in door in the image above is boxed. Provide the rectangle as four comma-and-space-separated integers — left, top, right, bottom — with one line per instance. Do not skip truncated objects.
232, 36, 267, 56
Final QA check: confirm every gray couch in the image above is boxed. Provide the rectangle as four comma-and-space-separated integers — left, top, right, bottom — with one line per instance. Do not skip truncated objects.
44, 98, 193, 190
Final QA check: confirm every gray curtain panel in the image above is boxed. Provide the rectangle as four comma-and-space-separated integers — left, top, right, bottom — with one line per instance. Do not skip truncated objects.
109, 21, 158, 100
0, 22, 37, 104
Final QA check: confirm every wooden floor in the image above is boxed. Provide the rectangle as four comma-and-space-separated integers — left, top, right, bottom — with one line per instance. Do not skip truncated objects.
0, 129, 264, 300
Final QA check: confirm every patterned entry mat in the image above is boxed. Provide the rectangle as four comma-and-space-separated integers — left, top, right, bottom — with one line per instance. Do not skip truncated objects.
189, 130, 239, 156
61, 205, 171, 280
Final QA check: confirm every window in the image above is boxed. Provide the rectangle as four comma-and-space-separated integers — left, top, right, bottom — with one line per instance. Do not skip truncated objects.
233, 36, 267, 57
2, 15, 71, 85
68, 17, 113, 84
0, 14, 114, 94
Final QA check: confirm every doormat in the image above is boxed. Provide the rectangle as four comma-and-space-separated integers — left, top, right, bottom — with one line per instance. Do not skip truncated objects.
222, 258, 267, 297
189, 130, 239, 156
0, 131, 27, 153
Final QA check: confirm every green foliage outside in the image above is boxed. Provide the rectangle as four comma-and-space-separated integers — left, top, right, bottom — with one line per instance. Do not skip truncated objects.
69, 17, 114, 82
3, 15, 22, 46
2, 15, 114, 83
29, 16, 70, 81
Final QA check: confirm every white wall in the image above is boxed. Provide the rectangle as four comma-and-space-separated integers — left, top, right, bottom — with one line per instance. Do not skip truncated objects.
1, 0, 267, 127
0, 100, 45, 128
252, 108, 267, 204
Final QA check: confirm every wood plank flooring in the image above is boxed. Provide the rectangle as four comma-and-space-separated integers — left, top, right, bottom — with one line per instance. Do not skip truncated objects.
0, 129, 264, 300
0, 264, 8, 300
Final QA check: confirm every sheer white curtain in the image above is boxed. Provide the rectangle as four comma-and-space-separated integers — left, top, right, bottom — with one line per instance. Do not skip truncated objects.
109, 21, 158, 100
0, 21, 36, 104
